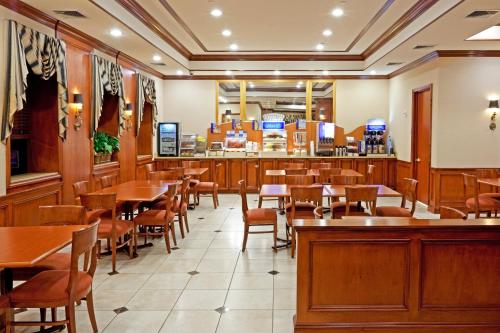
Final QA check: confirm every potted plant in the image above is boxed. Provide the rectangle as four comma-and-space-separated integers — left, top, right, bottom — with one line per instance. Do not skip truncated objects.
93, 132, 120, 164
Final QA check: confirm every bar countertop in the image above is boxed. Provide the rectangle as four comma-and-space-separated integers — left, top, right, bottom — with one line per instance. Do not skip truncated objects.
154, 154, 397, 160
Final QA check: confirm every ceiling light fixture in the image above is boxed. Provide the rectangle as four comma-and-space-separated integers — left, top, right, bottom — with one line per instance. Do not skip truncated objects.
273, 70, 280, 75
248, 82, 255, 88
296, 84, 302, 89
316, 43, 325, 51
110, 28, 122, 37
370, 70, 377, 75
229, 43, 238, 51
176, 70, 184, 76
298, 81, 303, 85
152, 54, 161, 62
222, 29, 232, 37
322, 29, 332, 37
225, 70, 233, 76
211, 8, 222, 17
322, 70, 329, 75
331, 8, 344, 17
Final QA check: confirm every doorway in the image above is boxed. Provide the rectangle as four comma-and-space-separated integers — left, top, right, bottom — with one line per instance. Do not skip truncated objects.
412, 85, 432, 204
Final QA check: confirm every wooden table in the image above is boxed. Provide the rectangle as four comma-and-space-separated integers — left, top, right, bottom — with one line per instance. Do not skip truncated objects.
265, 169, 364, 177
183, 168, 209, 177
478, 177, 500, 188
94, 180, 175, 202
325, 184, 402, 198
259, 184, 401, 200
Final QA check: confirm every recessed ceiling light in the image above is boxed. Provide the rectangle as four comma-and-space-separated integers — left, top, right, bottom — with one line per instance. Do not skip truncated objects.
248, 82, 255, 88
110, 28, 122, 37
229, 43, 238, 51
316, 43, 325, 51
273, 70, 280, 75
176, 70, 183, 75
331, 8, 344, 17
225, 70, 233, 76
370, 70, 377, 75
152, 54, 161, 62
296, 84, 302, 89
322, 70, 329, 75
322, 29, 332, 37
222, 29, 232, 37
298, 81, 303, 85
211, 8, 222, 17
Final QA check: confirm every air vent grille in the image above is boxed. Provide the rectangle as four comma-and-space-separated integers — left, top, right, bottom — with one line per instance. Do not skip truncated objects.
466, 10, 499, 18
413, 44, 436, 50
386, 62, 404, 66
151, 62, 166, 66
54, 10, 86, 18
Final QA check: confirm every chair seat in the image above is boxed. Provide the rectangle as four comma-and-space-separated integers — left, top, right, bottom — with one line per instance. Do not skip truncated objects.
98, 219, 134, 238
375, 206, 412, 217
246, 208, 277, 224
480, 193, 500, 201
190, 179, 200, 186
330, 202, 359, 211
465, 197, 498, 211
285, 202, 316, 211
86, 209, 106, 223
198, 182, 217, 192
12, 253, 70, 281
9, 270, 92, 307
0, 295, 8, 308
135, 210, 176, 226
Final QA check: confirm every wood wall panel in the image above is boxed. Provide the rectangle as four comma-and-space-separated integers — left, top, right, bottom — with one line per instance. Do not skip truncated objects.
136, 157, 154, 180
118, 68, 138, 183
0, 203, 8, 227
228, 159, 244, 190
245, 159, 260, 191
396, 160, 413, 192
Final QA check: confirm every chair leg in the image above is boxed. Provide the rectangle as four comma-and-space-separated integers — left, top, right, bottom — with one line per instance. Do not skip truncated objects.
51, 307, 57, 323
39, 308, 46, 332
164, 226, 172, 254
170, 221, 177, 246
212, 192, 218, 209
86, 291, 98, 333
128, 230, 134, 259
242, 225, 249, 252
111, 236, 117, 273
65, 303, 76, 333
184, 211, 190, 233
258, 196, 263, 208
291, 228, 296, 259
178, 213, 185, 238
273, 223, 278, 253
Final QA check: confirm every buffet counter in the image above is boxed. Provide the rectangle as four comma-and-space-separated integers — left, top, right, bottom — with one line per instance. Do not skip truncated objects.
151, 155, 397, 192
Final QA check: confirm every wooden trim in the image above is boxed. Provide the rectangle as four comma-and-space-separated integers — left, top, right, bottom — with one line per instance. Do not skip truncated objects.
305, 80, 313, 120
388, 51, 439, 78
0, 0, 164, 78
240, 81, 247, 120
165, 74, 389, 80
436, 50, 500, 57
189, 54, 364, 61
362, 0, 439, 58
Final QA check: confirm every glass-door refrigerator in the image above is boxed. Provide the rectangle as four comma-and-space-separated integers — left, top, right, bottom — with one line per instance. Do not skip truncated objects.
157, 122, 180, 156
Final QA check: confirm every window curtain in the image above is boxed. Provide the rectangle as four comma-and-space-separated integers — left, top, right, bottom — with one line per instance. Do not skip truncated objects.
1, 20, 68, 142
91, 54, 126, 136
135, 73, 158, 135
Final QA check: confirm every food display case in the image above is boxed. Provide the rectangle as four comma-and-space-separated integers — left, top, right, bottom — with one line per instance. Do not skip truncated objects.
208, 142, 224, 156
224, 131, 247, 157
180, 133, 197, 157
262, 121, 287, 156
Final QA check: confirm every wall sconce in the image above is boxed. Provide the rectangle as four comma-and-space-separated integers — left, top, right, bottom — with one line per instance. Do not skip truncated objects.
124, 103, 133, 131
488, 99, 498, 131
73, 93, 83, 130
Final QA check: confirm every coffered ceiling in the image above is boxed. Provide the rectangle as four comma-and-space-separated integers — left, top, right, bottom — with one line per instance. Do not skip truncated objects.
10, 0, 500, 78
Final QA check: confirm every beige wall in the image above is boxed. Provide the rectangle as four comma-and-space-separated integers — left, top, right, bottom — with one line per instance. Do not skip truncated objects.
389, 58, 500, 167
336, 80, 389, 132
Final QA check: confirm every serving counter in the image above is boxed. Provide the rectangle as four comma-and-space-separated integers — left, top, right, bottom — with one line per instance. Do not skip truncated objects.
293, 218, 500, 332
152, 155, 397, 192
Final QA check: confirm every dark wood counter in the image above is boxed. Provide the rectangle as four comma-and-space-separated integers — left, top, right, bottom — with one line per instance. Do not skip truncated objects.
293, 218, 500, 333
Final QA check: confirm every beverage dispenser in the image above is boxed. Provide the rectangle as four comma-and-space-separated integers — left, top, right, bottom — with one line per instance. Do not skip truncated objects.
364, 118, 386, 155
315, 122, 335, 156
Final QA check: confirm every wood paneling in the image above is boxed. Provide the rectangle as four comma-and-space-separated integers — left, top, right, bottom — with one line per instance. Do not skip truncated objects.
396, 160, 413, 192
228, 159, 244, 190
137, 103, 153, 156
118, 68, 138, 183
294, 218, 500, 333
245, 159, 260, 191
136, 157, 154, 180
92, 161, 120, 190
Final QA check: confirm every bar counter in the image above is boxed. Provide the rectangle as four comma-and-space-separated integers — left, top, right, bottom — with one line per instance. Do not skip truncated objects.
293, 218, 500, 332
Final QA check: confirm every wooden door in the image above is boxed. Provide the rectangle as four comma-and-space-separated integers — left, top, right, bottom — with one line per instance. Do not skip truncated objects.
412, 85, 432, 204
245, 159, 260, 191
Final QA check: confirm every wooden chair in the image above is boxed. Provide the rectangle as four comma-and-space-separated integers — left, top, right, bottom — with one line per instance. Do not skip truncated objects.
332, 186, 378, 218
8, 223, 100, 333
166, 167, 185, 179
239, 180, 277, 252
316, 168, 342, 184
80, 193, 134, 273
310, 162, 332, 169
286, 185, 323, 258
197, 163, 221, 209
100, 175, 118, 188
440, 206, 467, 220
0, 295, 10, 333
283, 162, 304, 169
182, 161, 201, 205
285, 175, 314, 186
285, 168, 308, 175
73, 181, 104, 223
313, 206, 324, 218
331, 175, 357, 185
149, 170, 178, 181
134, 184, 178, 254
144, 163, 155, 180
376, 178, 418, 217
463, 174, 497, 218
366, 164, 375, 184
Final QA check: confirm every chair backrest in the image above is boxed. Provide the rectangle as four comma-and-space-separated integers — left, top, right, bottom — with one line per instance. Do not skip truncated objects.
331, 175, 357, 185
440, 206, 467, 220
150, 170, 178, 181
345, 186, 378, 215
283, 162, 304, 169
39, 205, 87, 226
238, 180, 249, 220
400, 178, 418, 216
73, 181, 89, 205
463, 173, 479, 216
285, 175, 314, 185
317, 168, 342, 184
67, 223, 99, 301
310, 162, 332, 169
366, 164, 375, 184
100, 175, 118, 189
160, 184, 177, 219
214, 163, 222, 184
80, 193, 117, 219
167, 167, 185, 179
145, 164, 155, 179
182, 160, 201, 168
289, 185, 323, 220
313, 206, 323, 219
180, 176, 191, 206
285, 168, 308, 175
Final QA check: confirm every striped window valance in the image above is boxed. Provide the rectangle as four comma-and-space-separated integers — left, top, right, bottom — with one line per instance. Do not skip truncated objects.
136, 73, 158, 135
91, 54, 126, 136
1, 20, 68, 142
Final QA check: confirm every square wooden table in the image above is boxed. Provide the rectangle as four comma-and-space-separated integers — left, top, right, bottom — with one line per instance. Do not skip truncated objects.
259, 184, 401, 200
325, 184, 402, 198
93, 180, 176, 202
478, 178, 500, 188
265, 169, 364, 177
183, 168, 209, 177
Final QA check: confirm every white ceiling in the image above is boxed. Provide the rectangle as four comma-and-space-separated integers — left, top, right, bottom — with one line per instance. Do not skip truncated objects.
14, 0, 500, 77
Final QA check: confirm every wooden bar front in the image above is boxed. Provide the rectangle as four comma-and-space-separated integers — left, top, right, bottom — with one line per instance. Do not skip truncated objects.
293, 218, 500, 333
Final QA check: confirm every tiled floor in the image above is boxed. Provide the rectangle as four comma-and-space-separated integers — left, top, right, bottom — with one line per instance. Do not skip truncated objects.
14, 194, 438, 333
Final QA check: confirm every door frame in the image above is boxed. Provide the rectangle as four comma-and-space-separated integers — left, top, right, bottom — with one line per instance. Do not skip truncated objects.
411, 84, 433, 203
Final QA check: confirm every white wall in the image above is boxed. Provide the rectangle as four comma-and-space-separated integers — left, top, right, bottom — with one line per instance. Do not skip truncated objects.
389, 58, 500, 167
336, 80, 389, 133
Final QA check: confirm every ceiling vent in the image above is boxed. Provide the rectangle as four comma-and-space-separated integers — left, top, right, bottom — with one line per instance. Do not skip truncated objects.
413, 44, 436, 50
151, 62, 166, 66
53, 10, 86, 18
466, 10, 499, 18
386, 62, 404, 66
